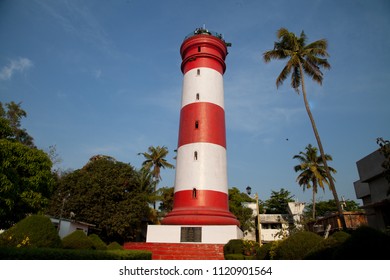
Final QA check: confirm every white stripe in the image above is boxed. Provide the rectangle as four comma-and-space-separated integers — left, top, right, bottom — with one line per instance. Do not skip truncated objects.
181, 67, 224, 108
174, 143, 228, 193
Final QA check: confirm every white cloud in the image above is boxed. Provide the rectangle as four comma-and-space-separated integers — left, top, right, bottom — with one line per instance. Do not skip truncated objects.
0, 58, 33, 80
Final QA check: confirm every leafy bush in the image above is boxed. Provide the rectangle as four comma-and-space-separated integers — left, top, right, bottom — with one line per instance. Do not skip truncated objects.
107, 241, 123, 250
304, 231, 351, 259
225, 254, 256, 260
273, 231, 323, 260
224, 239, 260, 259
0, 247, 151, 260
62, 230, 94, 250
255, 242, 273, 260
0, 215, 62, 248
88, 234, 107, 250
224, 239, 244, 255
332, 226, 390, 259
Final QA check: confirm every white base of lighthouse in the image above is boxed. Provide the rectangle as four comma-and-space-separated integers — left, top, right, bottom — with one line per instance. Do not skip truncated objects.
146, 225, 243, 244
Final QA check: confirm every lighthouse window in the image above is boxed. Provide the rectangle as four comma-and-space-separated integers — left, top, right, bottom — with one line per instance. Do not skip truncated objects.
197, 69, 200, 76
196, 93, 200, 100
195, 120, 199, 129
198, 46, 201, 52
194, 151, 198, 160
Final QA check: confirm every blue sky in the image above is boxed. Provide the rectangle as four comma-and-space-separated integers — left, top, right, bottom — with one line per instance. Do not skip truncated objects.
1, 0, 389, 205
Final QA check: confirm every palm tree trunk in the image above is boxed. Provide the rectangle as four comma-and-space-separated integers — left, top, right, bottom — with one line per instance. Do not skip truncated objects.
299, 63, 347, 231
312, 185, 316, 220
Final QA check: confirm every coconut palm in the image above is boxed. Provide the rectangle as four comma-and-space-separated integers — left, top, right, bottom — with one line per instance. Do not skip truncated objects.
138, 145, 175, 209
263, 27, 346, 229
293, 144, 336, 219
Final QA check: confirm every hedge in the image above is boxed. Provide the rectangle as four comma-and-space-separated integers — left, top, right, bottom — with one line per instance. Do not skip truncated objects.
0, 247, 151, 260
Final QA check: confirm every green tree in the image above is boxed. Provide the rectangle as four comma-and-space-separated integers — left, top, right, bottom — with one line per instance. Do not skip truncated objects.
0, 140, 54, 229
228, 187, 256, 233
263, 28, 346, 229
0, 101, 34, 147
293, 144, 336, 219
304, 199, 360, 218
157, 186, 174, 216
46, 156, 151, 243
138, 145, 174, 209
264, 188, 295, 214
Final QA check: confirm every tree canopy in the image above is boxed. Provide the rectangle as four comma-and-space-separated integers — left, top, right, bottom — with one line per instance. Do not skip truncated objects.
228, 187, 256, 233
0, 102, 54, 229
263, 188, 295, 214
46, 156, 152, 243
304, 199, 360, 218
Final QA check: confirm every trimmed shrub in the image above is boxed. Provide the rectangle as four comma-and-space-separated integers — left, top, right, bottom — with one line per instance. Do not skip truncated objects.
225, 254, 256, 260
0, 215, 62, 248
304, 231, 351, 259
255, 242, 273, 260
107, 241, 123, 250
88, 234, 107, 250
224, 239, 244, 255
332, 226, 390, 259
224, 239, 260, 259
0, 247, 152, 260
62, 230, 94, 250
273, 231, 323, 260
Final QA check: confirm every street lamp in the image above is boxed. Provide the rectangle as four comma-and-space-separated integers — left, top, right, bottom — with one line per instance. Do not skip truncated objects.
246, 186, 262, 246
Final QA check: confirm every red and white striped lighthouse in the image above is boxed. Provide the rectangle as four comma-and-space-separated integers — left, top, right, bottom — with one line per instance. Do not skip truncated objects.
162, 28, 239, 226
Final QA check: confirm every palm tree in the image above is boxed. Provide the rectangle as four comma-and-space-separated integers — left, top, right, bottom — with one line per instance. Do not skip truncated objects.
138, 145, 175, 209
263, 27, 346, 229
293, 144, 336, 219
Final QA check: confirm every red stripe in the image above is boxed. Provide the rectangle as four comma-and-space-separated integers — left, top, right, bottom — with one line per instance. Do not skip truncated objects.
178, 102, 226, 148
162, 190, 239, 226
180, 34, 227, 75
172, 189, 228, 209
182, 57, 225, 75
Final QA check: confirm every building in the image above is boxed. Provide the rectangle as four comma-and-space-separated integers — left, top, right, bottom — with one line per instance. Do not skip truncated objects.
244, 202, 305, 243
354, 148, 390, 231
50, 217, 95, 239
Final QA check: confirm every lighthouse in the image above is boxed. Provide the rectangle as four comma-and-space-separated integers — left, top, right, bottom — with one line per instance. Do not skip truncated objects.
147, 27, 242, 243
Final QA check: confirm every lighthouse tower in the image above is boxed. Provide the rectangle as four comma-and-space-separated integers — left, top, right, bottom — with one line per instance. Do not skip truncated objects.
162, 28, 239, 226
147, 27, 242, 244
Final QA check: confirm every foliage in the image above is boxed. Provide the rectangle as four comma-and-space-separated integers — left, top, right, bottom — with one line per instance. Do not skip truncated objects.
228, 187, 256, 232
223, 239, 260, 260
62, 230, 95, 250
293, 144, 336, 219
0, 140, 55, 229
88, 234, 107, 250
0, 215, 62, 248
158, 186, 174, 215
107, 241, 123, 250
138, 145, 175, 182
0, 102, 55, 229
223, 239, 245, 255
376, 137, 390, 194
263, 188, 294, 214
46, 156, 152, 244
272, 231, 323, 260
304, 231, 351, 259
138, 145, 174, 209
332, 226, 390, 259
0, 247, 151, 260
304, 199, 360, 218
255, 242, 273, 260
0, 101, 34, 147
